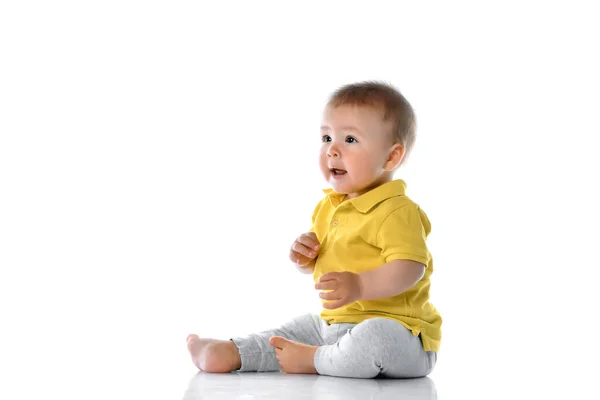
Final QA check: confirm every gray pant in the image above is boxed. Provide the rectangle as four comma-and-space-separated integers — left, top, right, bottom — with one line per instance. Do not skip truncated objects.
230, 313, 437, 379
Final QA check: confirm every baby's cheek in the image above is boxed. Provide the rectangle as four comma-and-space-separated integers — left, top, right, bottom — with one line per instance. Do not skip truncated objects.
352, 159, 374, 177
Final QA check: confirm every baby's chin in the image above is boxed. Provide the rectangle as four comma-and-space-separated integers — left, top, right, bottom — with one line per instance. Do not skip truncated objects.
327, 177, 353, 194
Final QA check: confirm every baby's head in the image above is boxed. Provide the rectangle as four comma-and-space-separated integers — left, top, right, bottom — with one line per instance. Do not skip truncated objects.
319, 81, 416, 199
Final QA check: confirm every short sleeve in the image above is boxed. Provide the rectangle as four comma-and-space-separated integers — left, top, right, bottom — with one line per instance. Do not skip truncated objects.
377, 204, 431, 266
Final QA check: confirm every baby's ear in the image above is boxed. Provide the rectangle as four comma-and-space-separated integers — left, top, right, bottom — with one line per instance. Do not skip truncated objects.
384, 144, 405, 171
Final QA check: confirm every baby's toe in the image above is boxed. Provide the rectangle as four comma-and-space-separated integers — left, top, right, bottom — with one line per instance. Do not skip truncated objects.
187, 334, 199, 343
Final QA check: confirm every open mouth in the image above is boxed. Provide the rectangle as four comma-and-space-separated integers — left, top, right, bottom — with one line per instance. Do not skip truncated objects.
330, 168, 347, 176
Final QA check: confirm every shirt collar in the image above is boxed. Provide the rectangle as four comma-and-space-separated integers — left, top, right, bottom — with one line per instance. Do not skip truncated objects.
322, 179, 407, 213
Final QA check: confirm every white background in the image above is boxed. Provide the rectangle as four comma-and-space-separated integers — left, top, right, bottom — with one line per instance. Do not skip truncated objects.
1, 1, 599, 399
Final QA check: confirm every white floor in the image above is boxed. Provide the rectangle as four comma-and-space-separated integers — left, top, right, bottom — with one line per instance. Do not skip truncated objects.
182, 371, 437, 400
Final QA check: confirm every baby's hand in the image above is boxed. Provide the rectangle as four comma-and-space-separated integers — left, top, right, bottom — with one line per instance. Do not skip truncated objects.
315, 271, 362, 309
290, 232, 320, 266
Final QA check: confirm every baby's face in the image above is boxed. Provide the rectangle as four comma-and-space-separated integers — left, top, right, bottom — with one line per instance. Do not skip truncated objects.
319, 104, 396, 199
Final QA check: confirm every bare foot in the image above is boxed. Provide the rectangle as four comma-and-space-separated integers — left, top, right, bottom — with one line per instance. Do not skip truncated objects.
186, 334, 242, 373
268, 336, 319, 374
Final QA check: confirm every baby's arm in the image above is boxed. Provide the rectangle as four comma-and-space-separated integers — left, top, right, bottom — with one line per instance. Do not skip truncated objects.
367, 203, 430, 299
315, 260, 424, 309
357, 260, 425, 300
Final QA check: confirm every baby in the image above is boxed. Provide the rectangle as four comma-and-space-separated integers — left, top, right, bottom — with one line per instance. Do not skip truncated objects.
187, 81, 442, 378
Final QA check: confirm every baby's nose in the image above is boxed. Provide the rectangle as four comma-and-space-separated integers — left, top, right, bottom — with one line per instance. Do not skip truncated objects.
327, 145, 340, 157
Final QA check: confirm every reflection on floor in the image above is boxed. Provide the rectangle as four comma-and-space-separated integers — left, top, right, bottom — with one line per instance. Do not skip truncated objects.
183, 371, 437, 400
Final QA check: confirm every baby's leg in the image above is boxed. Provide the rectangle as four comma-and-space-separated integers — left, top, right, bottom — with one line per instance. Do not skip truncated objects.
314, 318, 437, 379
231, 313, 325, 372
187, 313, 324, 373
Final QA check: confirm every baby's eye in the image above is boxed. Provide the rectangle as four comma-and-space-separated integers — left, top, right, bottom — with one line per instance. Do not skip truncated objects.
346, 136, 357, 143
322, 135, 332, 142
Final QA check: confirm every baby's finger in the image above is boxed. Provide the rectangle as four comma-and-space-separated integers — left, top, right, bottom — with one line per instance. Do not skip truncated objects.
314, 281, 336, 290
292, 241, 317, 258
318, 272, 339, 282
298, 234, 320, 251
319, 290, 341, 301
289, 249, 310, 265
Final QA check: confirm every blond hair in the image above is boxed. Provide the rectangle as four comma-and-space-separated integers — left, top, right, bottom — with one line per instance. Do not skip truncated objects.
327, 81, 417, 165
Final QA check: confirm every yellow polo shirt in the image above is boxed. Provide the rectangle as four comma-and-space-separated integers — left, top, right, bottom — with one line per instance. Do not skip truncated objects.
311, 179, 442, 352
